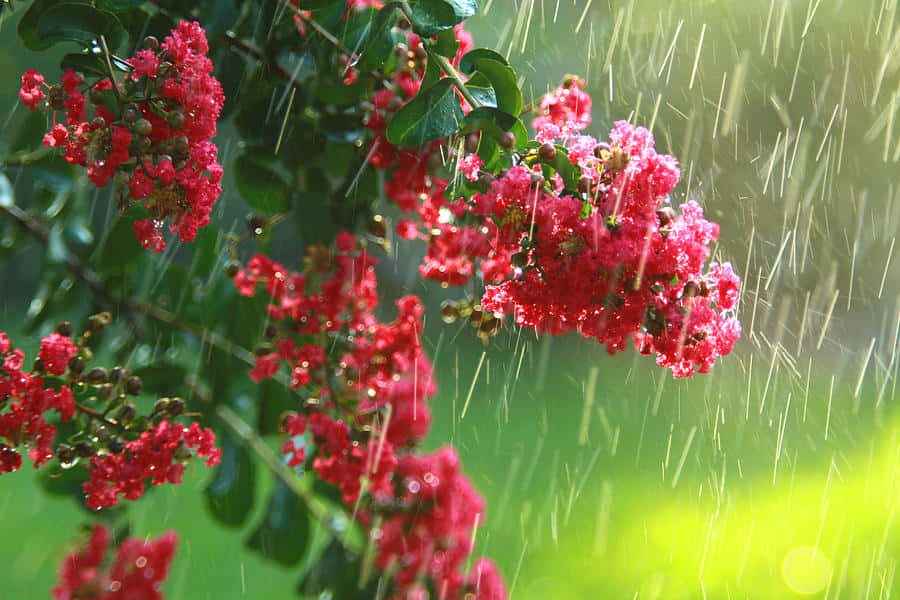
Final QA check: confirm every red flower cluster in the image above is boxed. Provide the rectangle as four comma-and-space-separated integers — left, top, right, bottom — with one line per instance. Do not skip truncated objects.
366, 447, 506, 600
0, 332, 75, 474
20, 21, 224, 253
83, 420, 221, 510
53, 524, 177, 600
233, 234, 505, 599
468, 117, 741, 377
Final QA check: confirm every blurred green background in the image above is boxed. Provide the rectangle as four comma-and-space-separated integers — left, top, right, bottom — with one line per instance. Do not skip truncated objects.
3, 0, 900, 598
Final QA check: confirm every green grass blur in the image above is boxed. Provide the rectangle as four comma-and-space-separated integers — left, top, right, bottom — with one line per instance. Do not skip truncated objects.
3, 0, 900, 598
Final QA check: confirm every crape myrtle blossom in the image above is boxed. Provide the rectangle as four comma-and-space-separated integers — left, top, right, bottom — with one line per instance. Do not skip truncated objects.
19, 21, 224, 253
233, 233, 506, 599
53, 524, 177, 600
0, 331, 76, 474
385, 73, 741, 377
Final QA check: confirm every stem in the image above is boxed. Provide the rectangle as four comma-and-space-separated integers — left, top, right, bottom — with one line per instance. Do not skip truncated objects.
99, 35, 123, 108
0, 147, 52, 168
0, 202, 254, 367
427, 49, 481, 110
74, 402, 125, 432
395, 1, 481, 109
216, 405, 363, 554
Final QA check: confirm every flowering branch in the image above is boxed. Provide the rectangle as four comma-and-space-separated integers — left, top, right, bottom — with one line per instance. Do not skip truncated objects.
215, 404, 364, 554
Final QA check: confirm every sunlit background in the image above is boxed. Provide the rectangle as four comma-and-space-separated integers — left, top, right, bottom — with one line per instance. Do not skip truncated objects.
2, 0, 900, 598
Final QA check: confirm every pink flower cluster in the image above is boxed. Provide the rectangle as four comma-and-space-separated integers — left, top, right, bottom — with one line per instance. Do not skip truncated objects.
233, 234, 506, 599
20, 21, 224, 253
53, 524, 177, 600
0, 332, 76, 474
83, 419, 221, 510
532, 76, 592, 142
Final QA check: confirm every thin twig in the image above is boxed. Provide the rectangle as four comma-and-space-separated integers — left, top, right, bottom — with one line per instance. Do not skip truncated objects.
99, 35, 123, 108
74, 402, 125, 432
216, 404, 363, 554
0, 147, 52, 168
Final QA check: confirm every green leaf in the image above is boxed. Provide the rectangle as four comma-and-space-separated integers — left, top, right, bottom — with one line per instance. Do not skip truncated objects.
299, 538, 370, 598
433, 26, 460, 57
204, 433, 256, 527
386, 78, 464, 147
471, 58, 522, 116
406, 0, 473, 37
459, 48, 509, 73
246, 480, 310, 567
420, 49, 442, 90
355, 5, 400, 72
233, 155, 291, 214
464, 72, 497, 109
20, 2, 126, 51
60, 52, 108, 77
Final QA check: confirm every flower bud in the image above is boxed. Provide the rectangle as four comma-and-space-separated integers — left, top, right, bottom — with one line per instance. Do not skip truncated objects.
32, 358, 45, 373
124, 107, 139, 123
279, 411, 299, 433
56, 443, 76, 464
167, 110, 186, 130
115, 401, 136, 424
152, 397, 171, 415
173, 135, 190, 154
655, 206, 677, 227
465, 133, 480, 154
73, 440, 95, 458
225, 260, 241, 278
248, 215, 267, 236
107, 438, 126, 454
511, 251, 528, 268
368, 215, 387, 239
109, 366, 127, 385
593, 142, 611, 158
440, 300, 460, 323
56, 321, 74, 337
125, 376, 143, 396
142, 35, 160, 51
538, 143, 557, 162
499, 131, 516, 149
133, 118, 153, 137
86, 367, 109, 385
87, 312, 112, 333
68, 355, 86, 375
469, 306, 484, 325
97, 383, 115, 401
167, 397, 185, 417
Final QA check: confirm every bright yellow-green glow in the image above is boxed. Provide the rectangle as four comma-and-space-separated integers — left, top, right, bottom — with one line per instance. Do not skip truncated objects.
782, 547, 830, 594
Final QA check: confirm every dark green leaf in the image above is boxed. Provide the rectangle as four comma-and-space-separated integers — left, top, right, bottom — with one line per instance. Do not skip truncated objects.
299, 538, 376, 598
204, 433, 256, 527
246, 479, 310, 566
233, 154, 291, 214
459, 47, 508, 73
60, 52, 108, 77
420, 49, 442, 90
406, 0, 472, 37
433, 26, 460, 57
21, 2, 126, 51
464, 72, 497, 109
386, 78, 464, 147
471, 58, 522, 116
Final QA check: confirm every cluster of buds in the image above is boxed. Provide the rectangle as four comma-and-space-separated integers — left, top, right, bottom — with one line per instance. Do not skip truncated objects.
440, 299, 505, 341
19, 21, 224, 253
